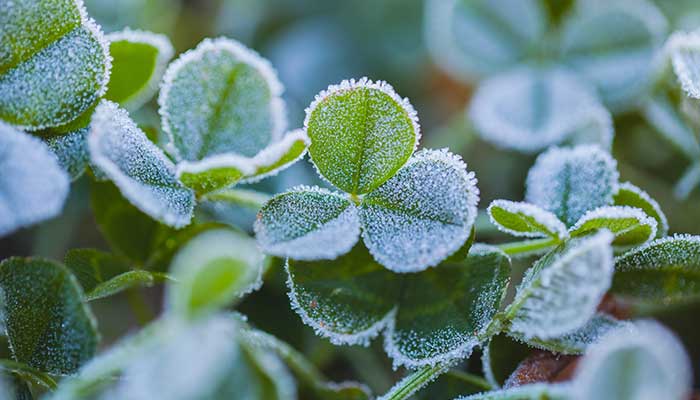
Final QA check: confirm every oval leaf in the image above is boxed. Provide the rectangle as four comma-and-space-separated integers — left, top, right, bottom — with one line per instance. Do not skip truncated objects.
613, 182, 668, 237
360, 149, 479, 272
45, 127, 89, 181
241, 129, 310, 184
488, 200, 568, 240
255, 186, 360, 261
305, 78, 420, 195
525, 145, 619, 227
569, 206, 657, 246
668, 30, 700, 99
0, 123, 69, 237
88, 100, 195, 228
0, 257, 98, 375
176, 154, 255, 195
0, 0, 111, 130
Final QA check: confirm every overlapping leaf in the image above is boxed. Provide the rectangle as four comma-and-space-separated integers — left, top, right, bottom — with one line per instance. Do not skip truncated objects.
613, 182, 668, 237
569, 206, 657, 246
45, 127, 90, 180
488, 200, 568, 240
667, 30, 700, 99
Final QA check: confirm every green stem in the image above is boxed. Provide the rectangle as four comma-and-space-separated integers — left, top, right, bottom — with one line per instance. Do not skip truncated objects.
202, 188, 271, 210
497, 237, 558, 256
125, 288, 153, 326
445, 370, 493, 391
378, 364, 447, 400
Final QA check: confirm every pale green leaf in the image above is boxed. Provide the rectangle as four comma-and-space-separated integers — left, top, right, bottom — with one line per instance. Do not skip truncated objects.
569, 206, 657, 246
45, 127, 89, 180
176, 154, 255, 195
0, 359, 57, 391
360, 149, 479, 273
457, 383, 569, 400
613, 182, 668, 237
487, 200, 568, 240
305, 78, 419, 195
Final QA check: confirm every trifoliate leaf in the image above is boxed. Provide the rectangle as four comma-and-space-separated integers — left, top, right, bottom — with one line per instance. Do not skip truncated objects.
0, 0, 111, 130
0, 123, 69, 237
613, 182, 668, 237
569, 206, 657, 246
287, 244, 510, 368
255, 186, 360, 261
0, 257, 98, 375
469, 67, 612, 153
105, 28, 174, 110
45, 127, 89, 180
505, 230, 614, 339
360, 149, 479, 273
159, 37, 286, 160
572, 320, 691, 400
166, 228, 264, 318
424, 0, 546, 81
88, 100, 195, 228
304, 78, 420, 195
64, 248, 168, 301
481, 334, 534, 388
667, 30, 700, 99
456, 383, 569, 400
559, 0, 668, 111
488, 200, 568, 240
525, 145, 619, 227
612, 235, 700, 312
241, 129, 310, 184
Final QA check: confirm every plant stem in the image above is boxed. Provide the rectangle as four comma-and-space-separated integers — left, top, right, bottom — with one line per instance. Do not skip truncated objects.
202, 188, 271, 210
497, 237, 558, 256
378, 364, 447, 400
125, 288, 153, 326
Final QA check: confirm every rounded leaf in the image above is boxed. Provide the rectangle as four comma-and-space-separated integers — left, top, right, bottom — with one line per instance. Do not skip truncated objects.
569, 206, 657, 246
46, 127, 89, 180
488, 200, 568, 240
241, 129, 310, 184
613, 182, 668, 237
304, 78, 420, 195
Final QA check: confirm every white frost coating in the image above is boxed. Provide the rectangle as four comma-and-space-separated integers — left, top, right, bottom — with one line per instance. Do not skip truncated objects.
488, 199, 569, 240
377, 364, 449, 400
526, 145, 619, 227
88, 101, 195, 228
508, 230, 614, 339
480, 341, 500, 389
285, 261, 397, 346
569, 206, 657, 244
469, 67, 608, 153
254, 186, 360, 260
616, 181, 669, 237
572, 320, 692, 400
159, 37, 286, 160
457, 383, 571, 400
241, 128, 310, 184
0, 123, 70, 237
106, 28, 174, 110
614, 233, 700, 267
175, 153, 256, 177
46, 127, 89, 180
666, 30, 700, 99
360, 149, 479, 272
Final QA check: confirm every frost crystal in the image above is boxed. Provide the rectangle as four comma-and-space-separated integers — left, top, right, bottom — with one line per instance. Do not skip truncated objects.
360, 149, 479, 272
488, 199, 568, 240
242, 129, 310, 184
46, 128, 89, 180
255, 186, 360, 260
667, 30, 700, 99
507, 230, 614, 339
0, 122, 70, 237
88, 101, 195, 228
526, 145, 619, 227
569, 206, 657, 246
614, 181, 668, 237
615, 233, 700, 269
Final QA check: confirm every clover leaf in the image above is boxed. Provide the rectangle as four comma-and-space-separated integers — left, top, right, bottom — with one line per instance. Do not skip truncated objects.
487, 200, 568, 241
613, 182, 669, 237
569, 206, 657, 246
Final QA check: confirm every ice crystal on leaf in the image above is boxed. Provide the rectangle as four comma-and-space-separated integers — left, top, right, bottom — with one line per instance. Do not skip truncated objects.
88, 100, 195, 228
664, 30, 700, 99
613, 181, 669, 237
487, 200, 568, 240
569, 206, 657, 246
46, 127, 90, 181
0, 123, 70, 237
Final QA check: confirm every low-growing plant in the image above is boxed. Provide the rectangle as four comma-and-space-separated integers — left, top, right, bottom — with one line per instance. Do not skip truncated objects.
1, 0, 700, 399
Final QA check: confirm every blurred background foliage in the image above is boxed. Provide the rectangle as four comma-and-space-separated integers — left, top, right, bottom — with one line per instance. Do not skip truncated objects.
2, 0, 700, 394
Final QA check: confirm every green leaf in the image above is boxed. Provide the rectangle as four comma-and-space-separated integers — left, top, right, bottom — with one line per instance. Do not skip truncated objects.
481, 334, 533, 388
105, 29, 174, 110
488, 200, 568, 240
255, 186, 360, 261
0, 359, 57, 391
45, 127, 89, 180
456, 383, 569, 400
613, 182, 668, 237
668, 30, 700, 99
176, 155, 254, 195
0, 0, 110, 130
88, 100, 195, 228
159, 37, 286, 160
612, 234, 700, 312
525, 145, 619, 227
166, 228, 264, 318
305, 78, 419, 195
0, 123, 70, 237
505, 230, 614, 339
568, 206, 657, 246
287, 244, 510, 367
559, 0, 667, 111
0, 257, 98, 375
359, 149, 479, 272
241, 129, 310, 184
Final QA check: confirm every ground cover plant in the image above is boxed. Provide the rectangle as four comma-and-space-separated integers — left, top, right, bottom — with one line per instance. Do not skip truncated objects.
1, 0, 700, 399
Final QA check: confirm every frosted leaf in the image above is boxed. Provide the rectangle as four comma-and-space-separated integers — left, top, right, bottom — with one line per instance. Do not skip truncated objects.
255, 186, 360, 260
0, 257, 98, 375
46, 127, 89, 180
642, 93, 700, 160
176, 153, 255, 195
505, 230, 614, 339
159, 37, 286, 160
613, 182, 668, 237
666, 30, 700, 99
241, 129, 310, 184
456, 383, 569, 400
481, 334, 534, 388
88, 100, 195, 228
378, 365, 448, 400
286, 244, 399, 346
0, 0, 111, 130
360, 149, 479, 273
525, 145, 619, 227
488, 200, 568, 240
304, 77, 420, 195
469, 67, 611, 153
424, 0, 546, 82
612, 234, 700, 310
105, 29, 174, 110
166, 228, 264, 318
559, 0, 667, 111
569, 206, 657, 247
385, 245, 510, 368
0, 122, 70, 237
572, 320, 691, 400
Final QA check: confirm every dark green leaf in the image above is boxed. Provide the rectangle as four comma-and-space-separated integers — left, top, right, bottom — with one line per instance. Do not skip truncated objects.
613, 182, 668, 237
